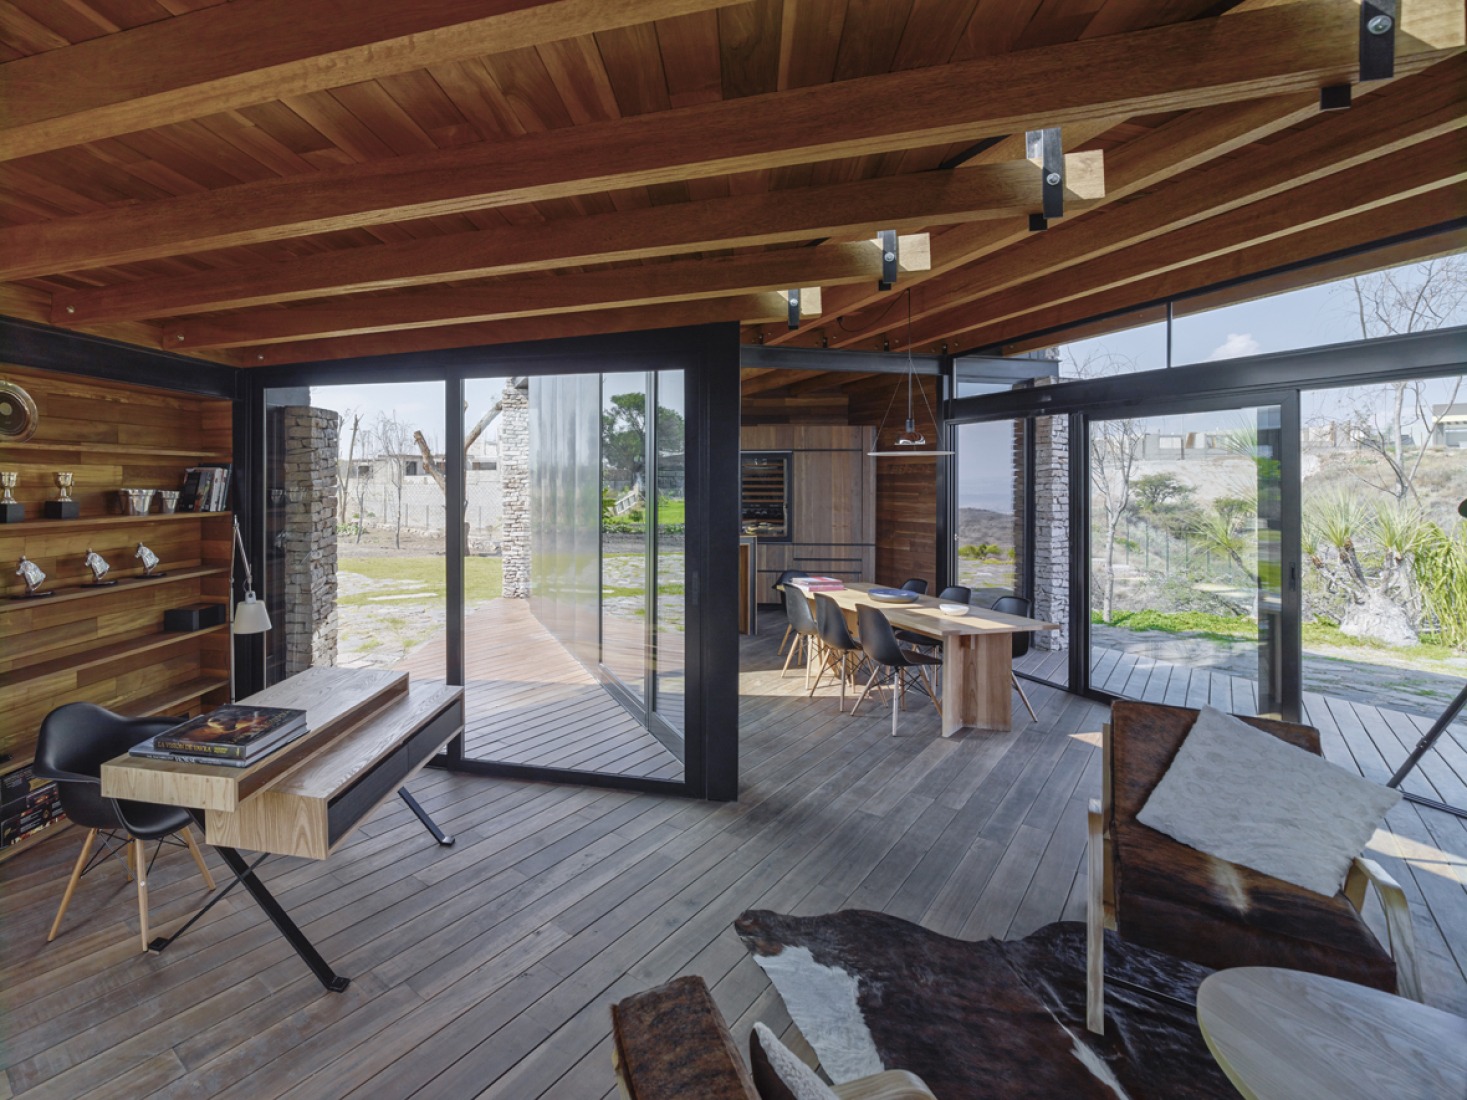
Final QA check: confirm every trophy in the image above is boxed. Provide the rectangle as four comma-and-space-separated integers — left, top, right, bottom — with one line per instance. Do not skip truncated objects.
135, 542, 167, 578
83, 547, 117, 587
0, 471, 20, 523
45, 471, 78, 519
14, 555, 53, 599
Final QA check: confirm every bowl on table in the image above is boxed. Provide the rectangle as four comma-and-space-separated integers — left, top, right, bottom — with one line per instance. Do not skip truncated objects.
940, 603, 969, 616
867, 588, 920, 604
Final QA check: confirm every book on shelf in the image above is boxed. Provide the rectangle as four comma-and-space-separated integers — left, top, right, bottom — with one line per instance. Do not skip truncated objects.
149, 703, 308, 760
178, 464, 231, 513
127, 741, 259, 768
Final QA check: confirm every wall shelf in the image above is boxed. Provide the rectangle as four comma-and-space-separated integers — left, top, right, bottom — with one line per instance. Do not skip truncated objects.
0, 441, 230, 460
1, 624, 229, 691
0, 510, 229, 534
0, 567, 227, 614
121, 676, 232, 719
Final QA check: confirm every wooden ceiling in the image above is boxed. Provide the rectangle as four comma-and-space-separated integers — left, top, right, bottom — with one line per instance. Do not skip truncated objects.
0, 0, 1462, 369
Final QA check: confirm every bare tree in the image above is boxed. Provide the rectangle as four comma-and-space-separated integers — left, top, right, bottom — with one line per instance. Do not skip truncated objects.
1090, 416, 1145, 622
1337, 257, 1467, 501
349, 426, 376, 544
339, 409, 363, 523
376, 412, 414, 549
412, 394, 509, 493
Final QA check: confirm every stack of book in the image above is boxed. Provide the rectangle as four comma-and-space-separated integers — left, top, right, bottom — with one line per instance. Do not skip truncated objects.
130, 704, 309, 769
2, 765, 63, 848
793, 575, 845, 592
179, 464, 232, 513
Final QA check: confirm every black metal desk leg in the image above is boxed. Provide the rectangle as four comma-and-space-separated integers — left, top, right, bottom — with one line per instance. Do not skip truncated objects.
214, 846, 350, 993
399, 787, 455, 845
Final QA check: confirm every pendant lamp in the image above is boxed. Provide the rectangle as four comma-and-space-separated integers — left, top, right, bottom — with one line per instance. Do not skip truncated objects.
868, 289, 953, 458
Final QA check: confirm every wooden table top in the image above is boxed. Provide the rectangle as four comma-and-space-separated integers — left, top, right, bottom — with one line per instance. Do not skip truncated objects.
1197, 967, 1467, 1100
789, 580, 1059, 640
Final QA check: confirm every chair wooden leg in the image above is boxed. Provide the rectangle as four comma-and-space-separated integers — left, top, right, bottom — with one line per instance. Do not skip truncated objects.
181, 826, 216, 892
1012, 673, 1038, 722
890, 674, 901, 737
133, 839, 151, 954
778, 623, 793, 657
781, 634, 801, 677
851, 667, 881, 717
48, 828, 98, 943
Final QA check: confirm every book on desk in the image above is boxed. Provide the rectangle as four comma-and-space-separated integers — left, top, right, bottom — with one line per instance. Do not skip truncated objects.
131, 703, 309, 767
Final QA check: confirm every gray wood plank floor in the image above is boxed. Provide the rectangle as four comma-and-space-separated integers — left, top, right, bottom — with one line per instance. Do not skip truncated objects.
1, 622, 1462, 1099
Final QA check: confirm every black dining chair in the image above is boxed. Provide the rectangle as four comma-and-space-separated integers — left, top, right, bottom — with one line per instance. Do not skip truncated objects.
773, 569, 811, 656
899, 578, 929, 595
810, 593, 866, 712
780, 580, 821, 687
34, 703, 216, 952
990, 594, 1039, 722
852, 604, 943, 736
895, 585, 971, 650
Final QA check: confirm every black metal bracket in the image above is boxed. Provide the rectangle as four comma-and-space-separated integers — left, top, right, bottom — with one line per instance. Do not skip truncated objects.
1029, 127, 1063, 220
1028, 214, 1049, 233
786, 290, 801, 331
877, 230, 898, 291
1360, 0, 1396, 82
1319, 84, 1352, 112
399, 786, 455, 845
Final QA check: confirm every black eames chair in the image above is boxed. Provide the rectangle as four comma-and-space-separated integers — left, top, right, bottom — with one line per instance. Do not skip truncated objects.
781, 579, 821, 687
990, 594, 1039, 722
899, 578, 929, 595
34, 703, 216, 952
773, 569, 811, 657
809, 593, 866, 712
853, 604, 943, 736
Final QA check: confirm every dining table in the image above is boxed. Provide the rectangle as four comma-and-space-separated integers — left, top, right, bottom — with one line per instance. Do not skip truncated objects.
788, 580, 1058, 735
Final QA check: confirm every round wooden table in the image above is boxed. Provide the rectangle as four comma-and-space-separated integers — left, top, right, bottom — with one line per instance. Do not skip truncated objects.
1196, 967, 1467, 1100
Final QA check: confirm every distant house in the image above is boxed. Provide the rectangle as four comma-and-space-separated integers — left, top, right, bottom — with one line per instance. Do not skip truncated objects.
1431, 403, 1467, 448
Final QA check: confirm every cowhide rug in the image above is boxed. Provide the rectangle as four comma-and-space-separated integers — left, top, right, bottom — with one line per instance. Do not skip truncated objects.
735, 911, 1237, 1099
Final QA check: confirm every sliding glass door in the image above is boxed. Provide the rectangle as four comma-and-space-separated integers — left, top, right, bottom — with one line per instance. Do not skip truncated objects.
1086, 400, 1288, 717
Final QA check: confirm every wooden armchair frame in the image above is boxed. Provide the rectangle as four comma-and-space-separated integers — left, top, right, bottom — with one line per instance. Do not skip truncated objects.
1085, 710, 1421, 1036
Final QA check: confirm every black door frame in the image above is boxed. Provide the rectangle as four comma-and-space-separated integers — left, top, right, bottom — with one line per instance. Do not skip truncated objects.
244, 323, 741, 801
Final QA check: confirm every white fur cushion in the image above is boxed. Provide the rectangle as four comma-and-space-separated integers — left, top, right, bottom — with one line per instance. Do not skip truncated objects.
752, 1023, 839, 1100
1136, 706, 1400, 897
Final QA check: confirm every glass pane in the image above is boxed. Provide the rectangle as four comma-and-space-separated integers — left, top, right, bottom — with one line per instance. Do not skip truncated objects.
1299, 375, 1467, 772
263, 381, 446, 688
1088, 404, 1283, 716
601, 371, 649, 702
1052, 320, 1169, 379
953, 420, 1023, 604
653, 371, 686, 735
1173, 254, 1467, 364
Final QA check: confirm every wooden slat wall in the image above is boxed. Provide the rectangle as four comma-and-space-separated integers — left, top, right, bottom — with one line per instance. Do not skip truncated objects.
847, 374, 940, 588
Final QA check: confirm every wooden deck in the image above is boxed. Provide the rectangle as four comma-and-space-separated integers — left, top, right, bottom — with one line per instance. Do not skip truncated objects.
395, 599, 682, 781
1, 622, 1463, 1098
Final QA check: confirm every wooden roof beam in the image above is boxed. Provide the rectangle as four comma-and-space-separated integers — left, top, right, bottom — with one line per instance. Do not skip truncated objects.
739, 370, 834, 397
164, 240, 881, 350
243, 295, 789, 367
933, 175, 1467, 354
8, 0, 1461, 278
51, 156, 1100, 325
0, 0, 750, 162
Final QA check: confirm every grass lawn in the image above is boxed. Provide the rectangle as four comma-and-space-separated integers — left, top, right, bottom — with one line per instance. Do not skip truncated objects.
339, 555, 504, 605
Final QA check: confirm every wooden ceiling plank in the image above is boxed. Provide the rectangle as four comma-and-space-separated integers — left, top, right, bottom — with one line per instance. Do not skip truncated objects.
244, 293, 788, 366
954, 184, 1467, 354
0, 0, 753, 160
9, 0, 1461, 277
164, 239, 921, 349
896, 69, 1467, 346
50, 153, 1103, 323
739, 369, 832, 396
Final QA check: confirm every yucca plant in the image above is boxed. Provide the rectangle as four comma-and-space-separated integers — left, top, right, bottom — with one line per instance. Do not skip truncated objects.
1414, 522, 1467, 650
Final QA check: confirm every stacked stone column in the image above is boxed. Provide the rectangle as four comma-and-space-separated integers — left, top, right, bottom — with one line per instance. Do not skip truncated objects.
499, 381, 530, 598
282, 407, 340, 674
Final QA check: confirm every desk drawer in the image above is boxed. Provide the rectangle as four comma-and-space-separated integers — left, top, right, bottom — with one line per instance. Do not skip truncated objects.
326, 699, 461, 848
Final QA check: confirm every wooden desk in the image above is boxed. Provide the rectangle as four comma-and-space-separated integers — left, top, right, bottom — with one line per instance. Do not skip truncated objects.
1196, 967, 1467, 1100
101, 666, 464, 991
790, 582, 1057, 735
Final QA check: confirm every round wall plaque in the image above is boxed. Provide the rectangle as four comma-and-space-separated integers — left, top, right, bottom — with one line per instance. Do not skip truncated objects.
0, 379, 39, 442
